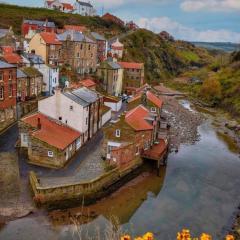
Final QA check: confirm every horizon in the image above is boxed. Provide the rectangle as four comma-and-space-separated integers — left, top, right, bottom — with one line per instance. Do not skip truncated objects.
2, 0, 240, 44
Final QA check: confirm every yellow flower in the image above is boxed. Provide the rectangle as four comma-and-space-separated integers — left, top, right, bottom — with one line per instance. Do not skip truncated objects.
200, 233, 212, 240
226, 235, 235, 240
143, 232, 154, 240
134, 237, 144, 240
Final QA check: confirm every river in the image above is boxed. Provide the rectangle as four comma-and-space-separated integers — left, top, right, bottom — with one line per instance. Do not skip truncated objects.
0, 102, 240, 240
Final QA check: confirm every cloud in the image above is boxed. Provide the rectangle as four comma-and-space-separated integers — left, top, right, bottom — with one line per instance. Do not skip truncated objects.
180, 0, 240, 12
137, 17, 240, 43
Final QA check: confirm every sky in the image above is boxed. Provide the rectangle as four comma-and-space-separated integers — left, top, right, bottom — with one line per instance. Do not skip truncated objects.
5, 0, 240, 43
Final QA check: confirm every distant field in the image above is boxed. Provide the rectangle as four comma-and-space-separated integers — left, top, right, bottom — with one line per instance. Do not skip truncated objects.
192, 42, 240, 52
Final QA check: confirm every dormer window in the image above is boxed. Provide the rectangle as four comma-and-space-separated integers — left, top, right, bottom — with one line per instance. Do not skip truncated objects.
115, 129, 121, 138
151, 107, 156, 113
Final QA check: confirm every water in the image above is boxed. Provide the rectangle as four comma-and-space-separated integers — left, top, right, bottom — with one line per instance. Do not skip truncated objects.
1, 107, 240, 239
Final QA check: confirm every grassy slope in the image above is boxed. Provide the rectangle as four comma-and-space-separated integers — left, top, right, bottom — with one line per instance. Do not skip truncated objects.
0, 3, 125, 37
166, 53, 240, 118
121, 29, 213, 84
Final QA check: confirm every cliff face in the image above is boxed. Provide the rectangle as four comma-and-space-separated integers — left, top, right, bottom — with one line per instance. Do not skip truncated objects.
121, 29, 213, 84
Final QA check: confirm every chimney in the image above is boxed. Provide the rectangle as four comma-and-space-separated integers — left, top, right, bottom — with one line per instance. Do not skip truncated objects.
37, 117, 41, 130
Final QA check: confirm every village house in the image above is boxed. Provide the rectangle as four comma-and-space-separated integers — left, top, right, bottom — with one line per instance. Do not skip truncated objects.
103, 95, 122, 112
97, 61, 123, 96
22, 20, 56, 39
29, 32, 62, 65
0, 61, 17, 132
102, 13, 125, 27
21, 67, 43, 98
1, 52, 23, 67
118, 62, 144, 95
103, 104, 167, 169
17, 69, 28, 102
109, 39, 124, 59
0, 28, 18, 49
58, 30, 97, 75
74, 1, 96, 16
38, 87, 103, 143
19, 112, 81, 168
22, 53, 59, 95
89, 32, 107, 63
44, 0, 75, 13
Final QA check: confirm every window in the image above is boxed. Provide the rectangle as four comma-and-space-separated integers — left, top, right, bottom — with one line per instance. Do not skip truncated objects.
70, 105, 73, 111
69, 144, 72, 151
8, 83, 13, 97
135, 146, 139, 155
0, 86, 3, 100
151, 107, 156, 113
9, 71, 12, 80
115, 129, 121, 137
0, 72, 3, 81
50, 45, 55, 50
80, 44, 83, 50
48, 151, 54, 158
88, 44, 91, 50
59, 116, 62, 121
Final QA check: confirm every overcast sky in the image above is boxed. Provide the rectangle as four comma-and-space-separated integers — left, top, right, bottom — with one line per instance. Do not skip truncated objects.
5, 0, 240, 43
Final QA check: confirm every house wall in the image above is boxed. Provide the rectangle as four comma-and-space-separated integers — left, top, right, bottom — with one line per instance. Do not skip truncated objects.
104, 100, 122, 112
38, 91, 88, 134
102, 109, 111, 126
0, 67, 17, 132
115, 68, 123, 96
29, 34, 47, 63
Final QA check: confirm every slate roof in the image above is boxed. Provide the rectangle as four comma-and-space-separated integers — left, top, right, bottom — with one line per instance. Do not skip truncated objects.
0, 29, 9, 38
57, 30, 95, 43
75, 1, 93, 7
63, 87, 100, 107
21, 112, 81, 150
23, 20, 56, 28
17, 69, 27, 79
23, 53, 45, 64
91, 32, 106, 41
0, 60, 15, 69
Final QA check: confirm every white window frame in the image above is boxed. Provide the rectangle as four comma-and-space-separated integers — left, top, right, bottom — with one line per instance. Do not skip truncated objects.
151, 107, 157, 113
48, 151, 54, 158
115, 129, 121, 138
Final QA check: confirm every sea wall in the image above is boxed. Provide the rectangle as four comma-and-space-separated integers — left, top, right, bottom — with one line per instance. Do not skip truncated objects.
29, 159, 143, 205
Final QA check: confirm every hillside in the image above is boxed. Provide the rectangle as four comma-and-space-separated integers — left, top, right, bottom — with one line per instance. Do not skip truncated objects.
166, 51, 240, 118
0, 3, 125, 37
121, 29, 213, 84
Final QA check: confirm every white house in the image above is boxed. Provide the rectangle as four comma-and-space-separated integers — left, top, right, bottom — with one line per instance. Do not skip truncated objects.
38, 87, 103, 143
22, 53, 59, 95
74, 0, 96, 16
103, 96, 122, 112
44, 0, 75, 13
109, 39, 124, 59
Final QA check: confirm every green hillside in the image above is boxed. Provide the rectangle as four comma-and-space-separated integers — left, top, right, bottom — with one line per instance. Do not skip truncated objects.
0, 3, 125, 37
121, 29, 213, 84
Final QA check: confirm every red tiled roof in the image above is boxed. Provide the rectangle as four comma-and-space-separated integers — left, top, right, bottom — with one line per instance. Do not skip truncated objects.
129, 91, 163, 108
80, 79, 96, 88
64, 25, 87, 32
2, 54, 22, 64
103, 96, 120, 103
118, 62, 143, 69
40, 32, 62, 45
1, 46, 14, 54
125, 105, 153, 131
22, 113, 81, 150
62, 3, 74, 10
147, 91, 163, 108
142, 139, 167, 160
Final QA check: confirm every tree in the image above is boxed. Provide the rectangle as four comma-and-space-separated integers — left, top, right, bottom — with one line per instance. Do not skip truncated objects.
199, 78, 222, 105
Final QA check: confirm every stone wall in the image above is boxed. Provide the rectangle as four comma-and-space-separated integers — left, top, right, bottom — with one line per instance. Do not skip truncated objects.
0, 106, 16, 132
29, 159, 142, 204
